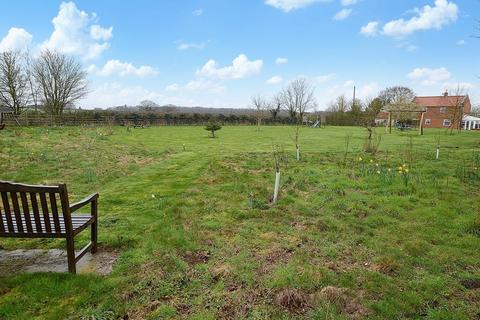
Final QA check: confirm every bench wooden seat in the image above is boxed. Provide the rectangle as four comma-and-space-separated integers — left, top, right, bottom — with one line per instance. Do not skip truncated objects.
1, 214, 94, 237
0, 181, 99, 273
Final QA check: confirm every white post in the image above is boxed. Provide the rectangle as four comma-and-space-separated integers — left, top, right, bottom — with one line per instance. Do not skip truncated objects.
296, 147, 300, 161
464, 121, 467, 130
436, 148, 440, 160
273, 171, 281, 204
469, 121, 472, 131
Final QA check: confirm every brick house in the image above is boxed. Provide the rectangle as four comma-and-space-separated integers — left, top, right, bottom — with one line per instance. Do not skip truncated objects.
375, 91, 472, 130
414, 91, 471, 129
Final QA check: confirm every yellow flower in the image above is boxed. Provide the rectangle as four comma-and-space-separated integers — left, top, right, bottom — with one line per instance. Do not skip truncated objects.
402, 164, 407, 168
398, 171, 403, 174
405, 169, 409, 173
388, 168, 392, 172
398, 166, 403, 171
375, 163, 379, 167
370, 159, 374, 163
376, 170, 381, 174
358, 157, 363, 161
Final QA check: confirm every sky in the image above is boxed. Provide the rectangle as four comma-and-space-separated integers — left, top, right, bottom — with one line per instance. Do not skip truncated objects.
0, 0, 478, 110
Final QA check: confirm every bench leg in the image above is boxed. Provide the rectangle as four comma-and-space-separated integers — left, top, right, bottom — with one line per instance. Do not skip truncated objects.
91, 218, 97, 253
66, 235, 76, 274
91, 200, 98, 254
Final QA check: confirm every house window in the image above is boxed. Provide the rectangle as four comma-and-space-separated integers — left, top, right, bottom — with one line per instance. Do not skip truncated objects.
425, 119, 431, 125
443, 119, 451, 127
440, 107, 447, 113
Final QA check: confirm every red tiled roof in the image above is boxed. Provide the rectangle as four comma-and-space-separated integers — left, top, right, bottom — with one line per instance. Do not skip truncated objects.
414, 95, 468, 107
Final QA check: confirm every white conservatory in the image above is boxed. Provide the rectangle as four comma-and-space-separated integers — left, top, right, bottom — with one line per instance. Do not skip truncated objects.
463, 115, 480, 131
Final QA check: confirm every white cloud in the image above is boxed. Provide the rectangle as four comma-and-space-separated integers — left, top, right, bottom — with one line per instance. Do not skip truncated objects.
315, 73, 336, 83
360, 21, 379, 37
408, 67, 451, 85
192, 9, 203, 16
333, 8, 352, 20
90, 25, 113, 41
177, 42, 206, 50
41, 1, 113, 60
442, 82, 474, 91
396, 42, 417, 52
89, 59, 158, 77
197, 54, 263, 79
383, 0, 458, 37
264, 0, 329, 12
341, 0, 357, 6
165, 79, 225, 94
275, 57, 288, 65
80, 82, 164, 108
0, 27, 33, 52
456, 39, 465, 46
266, 76, 283, 85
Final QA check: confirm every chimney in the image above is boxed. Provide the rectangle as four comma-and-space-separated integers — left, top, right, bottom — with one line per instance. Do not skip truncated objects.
443, 89, 448, 97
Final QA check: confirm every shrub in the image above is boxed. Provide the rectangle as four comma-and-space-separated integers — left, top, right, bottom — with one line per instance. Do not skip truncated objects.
205, 120, 222, 138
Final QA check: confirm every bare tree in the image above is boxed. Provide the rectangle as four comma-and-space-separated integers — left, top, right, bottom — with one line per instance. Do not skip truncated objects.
327, 95, 349, 113
139, 99, 159, 112
269, 92, 283, 120
0, 51, 29, 114
24, 50, 40, 112
362, 97, 383, 153
251, 94, 267, 130
378, 86, 415, 106
277, 78, 317, 160
280, 78, 317, 124
33, 49, 88, 115
446, 87, 467, 134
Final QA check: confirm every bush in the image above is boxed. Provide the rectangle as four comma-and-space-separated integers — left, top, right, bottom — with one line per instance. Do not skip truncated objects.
205, 120, 222, 138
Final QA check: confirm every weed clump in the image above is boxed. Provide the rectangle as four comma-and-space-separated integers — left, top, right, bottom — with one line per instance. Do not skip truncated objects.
274, 288, 311, 313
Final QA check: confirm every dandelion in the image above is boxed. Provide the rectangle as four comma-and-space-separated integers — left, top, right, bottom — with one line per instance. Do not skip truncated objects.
375, 163, 379, 167
398, 166, 403, 171
388, 168, 392, 172
358, 157, 363, 161
405, 169, 409, 173
151, 194, 156, 198
370, 159, 374, 163
376, 170, 381, 174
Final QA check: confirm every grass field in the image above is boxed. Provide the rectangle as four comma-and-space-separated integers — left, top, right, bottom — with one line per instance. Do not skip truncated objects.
0, 125, 479, 319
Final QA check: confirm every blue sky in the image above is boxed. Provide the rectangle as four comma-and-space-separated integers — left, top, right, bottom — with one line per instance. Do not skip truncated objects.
0, 0, 478, 109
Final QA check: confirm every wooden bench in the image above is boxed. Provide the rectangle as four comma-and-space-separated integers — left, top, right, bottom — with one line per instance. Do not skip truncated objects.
0, 181, 98, 273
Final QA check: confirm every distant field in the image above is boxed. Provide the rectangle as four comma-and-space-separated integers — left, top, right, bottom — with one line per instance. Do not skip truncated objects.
0, 125, 479, 319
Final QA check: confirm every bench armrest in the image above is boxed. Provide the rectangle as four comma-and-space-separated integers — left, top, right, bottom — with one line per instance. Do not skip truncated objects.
70, 193, 99, 213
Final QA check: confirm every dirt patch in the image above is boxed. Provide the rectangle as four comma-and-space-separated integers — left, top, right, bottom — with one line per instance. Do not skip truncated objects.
274, 288, 311, 314
371, 258, 399, 276
0, 287, 11, 297
181, 251, 210, 266
217, 288, 271, 319
461, 279, 480, 289
0, 248, 118, 276
175, 302, 191, 316
211, 262, 233, 282
259, 247, 295, 274
313, 286, 370, 319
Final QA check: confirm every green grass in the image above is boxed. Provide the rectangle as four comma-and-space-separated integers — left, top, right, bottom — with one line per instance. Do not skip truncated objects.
0, 125, 479, 319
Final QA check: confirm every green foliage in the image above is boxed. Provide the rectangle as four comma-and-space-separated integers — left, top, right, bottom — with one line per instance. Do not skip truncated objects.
204, 120, 222, 138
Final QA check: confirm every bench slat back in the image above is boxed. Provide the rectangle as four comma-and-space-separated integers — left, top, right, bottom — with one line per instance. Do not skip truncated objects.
0, 181, 72, 235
